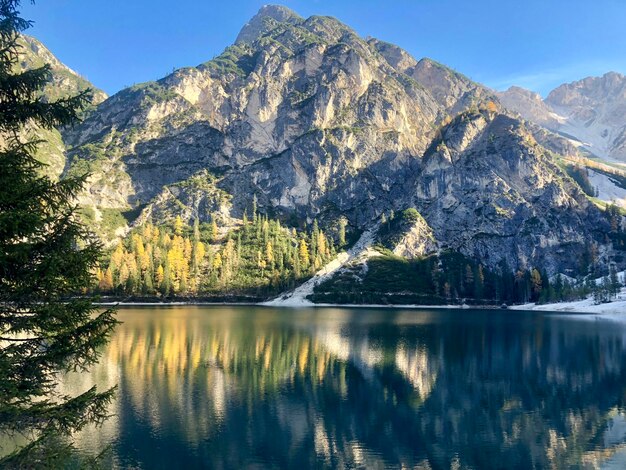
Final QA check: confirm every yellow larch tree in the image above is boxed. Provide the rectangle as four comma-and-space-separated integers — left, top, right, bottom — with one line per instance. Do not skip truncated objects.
174, 215, 184, 236
266, 241, 274, 266
299, 239, 310, 268
156, 264, 165, 286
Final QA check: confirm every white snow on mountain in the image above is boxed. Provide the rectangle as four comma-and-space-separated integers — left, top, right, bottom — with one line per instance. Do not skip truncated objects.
499, 72, 626, 163
588, 169, 626, 207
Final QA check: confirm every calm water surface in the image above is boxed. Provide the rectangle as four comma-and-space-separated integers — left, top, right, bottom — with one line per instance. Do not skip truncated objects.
65, 306, 626, 469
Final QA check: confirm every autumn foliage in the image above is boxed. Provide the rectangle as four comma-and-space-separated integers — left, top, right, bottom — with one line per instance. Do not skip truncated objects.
96, 213, 337, 298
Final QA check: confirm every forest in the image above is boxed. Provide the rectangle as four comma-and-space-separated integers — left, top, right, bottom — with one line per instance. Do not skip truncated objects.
95, 209, 339, 299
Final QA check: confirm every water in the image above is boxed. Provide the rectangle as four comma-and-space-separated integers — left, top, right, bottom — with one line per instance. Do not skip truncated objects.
63, 306, 626, 469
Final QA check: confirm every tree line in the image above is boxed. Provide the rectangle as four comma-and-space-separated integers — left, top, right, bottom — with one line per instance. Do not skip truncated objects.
98, 202, 625, 304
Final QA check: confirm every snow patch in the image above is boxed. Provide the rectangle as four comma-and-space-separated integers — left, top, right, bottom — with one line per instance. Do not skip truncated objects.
263, 228, 377, 307
511, 286, 626, 317
588, 169, 626, 208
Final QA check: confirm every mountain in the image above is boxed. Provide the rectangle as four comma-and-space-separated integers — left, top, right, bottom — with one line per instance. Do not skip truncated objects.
53, 4, 619, 279
499, 72, 626, 162
13, 35, 107, 179
17, 35, 107, 105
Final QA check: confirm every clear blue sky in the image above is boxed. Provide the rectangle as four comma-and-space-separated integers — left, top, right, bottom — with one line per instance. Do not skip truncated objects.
21, 0, 626, 97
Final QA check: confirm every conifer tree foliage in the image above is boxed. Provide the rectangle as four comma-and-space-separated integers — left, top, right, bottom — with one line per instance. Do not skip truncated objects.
0, 1, 117, 466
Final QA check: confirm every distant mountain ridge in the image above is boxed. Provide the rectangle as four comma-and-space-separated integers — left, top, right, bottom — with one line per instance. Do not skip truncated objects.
498, 72, 626, 163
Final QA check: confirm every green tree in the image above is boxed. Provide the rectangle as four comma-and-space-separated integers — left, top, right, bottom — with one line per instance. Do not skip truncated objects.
0, 2, 117, 466
191, 218, 200, 275
299, 239, 310, 270
474, 264, 484, 299
338, 216, 348, 247
610, 264, 621, 299
210, 217, 218, 242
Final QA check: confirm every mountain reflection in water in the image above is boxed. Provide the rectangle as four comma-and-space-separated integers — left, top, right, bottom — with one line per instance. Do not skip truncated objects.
62, 307, 626, 469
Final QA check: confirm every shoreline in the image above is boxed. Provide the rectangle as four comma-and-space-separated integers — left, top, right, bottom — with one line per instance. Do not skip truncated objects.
97, 301, 468, 309
95, 301, 474, 309
94, 299, 625, 316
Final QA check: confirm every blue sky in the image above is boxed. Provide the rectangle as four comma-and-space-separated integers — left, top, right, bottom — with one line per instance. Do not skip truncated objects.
21, 0, 626, 97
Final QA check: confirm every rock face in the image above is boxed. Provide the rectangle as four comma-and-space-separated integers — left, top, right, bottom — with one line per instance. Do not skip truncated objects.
499, 73, 626, 162
498, 86, 560, 129
377, 209, 438, 259
235, 5, 302, 44
369, 40, 494, 117
50, 5, 616, 274
413, 111, 607, 273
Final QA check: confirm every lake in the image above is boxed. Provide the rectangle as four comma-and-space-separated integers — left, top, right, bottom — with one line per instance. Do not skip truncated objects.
64, 306, 626, 469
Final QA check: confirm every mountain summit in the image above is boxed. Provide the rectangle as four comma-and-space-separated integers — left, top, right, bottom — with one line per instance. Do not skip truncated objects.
236, 5, 303, 44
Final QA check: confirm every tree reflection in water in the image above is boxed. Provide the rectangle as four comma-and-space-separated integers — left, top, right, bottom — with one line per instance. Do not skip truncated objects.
62, 307, 626, 469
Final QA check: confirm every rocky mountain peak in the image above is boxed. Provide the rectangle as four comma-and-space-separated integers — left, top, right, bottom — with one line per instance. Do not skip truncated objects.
546, 71, 626, 108
367, 39, 417, 73
411, 58, 497, 115
504, 86, 543, 102
235, 4, 303, 44
499, 71, 626, 161
496, 85, 558, 129
17, 35, 108, 105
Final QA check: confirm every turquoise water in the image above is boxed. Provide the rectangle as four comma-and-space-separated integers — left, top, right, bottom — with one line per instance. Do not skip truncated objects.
65, 306, 626, 469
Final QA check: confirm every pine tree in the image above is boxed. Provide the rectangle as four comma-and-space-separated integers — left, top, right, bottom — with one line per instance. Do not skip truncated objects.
257, 250, 267, 276
119, 262, 130, 288
213, 252, 223, 271
464, 264, 474, 294
191, 218, 200, 271
0, 2, 117, 465
318, 231, 327, 259
266, 241, 274, 267
610, 264, 621, 299
262, 218, 269, 245
311, 219, 319, 259
210, 217, 218, 242
474, 264, 484, 299
338, 216, 348, 247
144, 270, 154, 293
100, 267, 114, 292
162, 258, 172, 295
174, 215, 184, 236
299, 239, 310, 270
